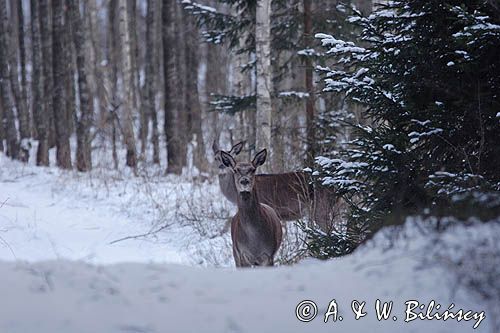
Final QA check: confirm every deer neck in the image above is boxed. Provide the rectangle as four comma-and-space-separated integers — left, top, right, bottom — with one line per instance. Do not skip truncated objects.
237, 189, 262, 223
218, 172, 238, 204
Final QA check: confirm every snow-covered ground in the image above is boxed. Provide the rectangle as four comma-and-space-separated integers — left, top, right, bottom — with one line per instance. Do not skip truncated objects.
0, 152, 498, 332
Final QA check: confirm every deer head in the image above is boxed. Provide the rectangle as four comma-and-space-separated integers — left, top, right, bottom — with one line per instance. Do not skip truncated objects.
212, 140, 244, 171
220, 149, 267, 193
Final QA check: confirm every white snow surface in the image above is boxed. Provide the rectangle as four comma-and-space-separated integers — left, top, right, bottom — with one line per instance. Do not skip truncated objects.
0, 153, 497, 332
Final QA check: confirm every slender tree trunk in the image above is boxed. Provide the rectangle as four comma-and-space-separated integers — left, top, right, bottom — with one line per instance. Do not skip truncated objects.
70, 0, 94, 172
64, 4, 76, 136
52, 0, 72, 169
174, 3, 187, 168
255, 0, 273, 171
17, 0, 28, 121
40, 0, 56, 149
162, 0, 182, 174
118, 0, 137, 168
145, 0, 159, 164
109, 0, 119, 169
31, 0, 49, 165
184, 15, 206, 172
304, 0, 315, 166
0, 100, 4, 152
0, 0, 20, 159
128, 0, 139, 111
5, 1, 31, 162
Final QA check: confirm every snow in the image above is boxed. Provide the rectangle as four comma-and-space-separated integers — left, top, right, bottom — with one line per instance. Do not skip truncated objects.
0, 152, 498, 332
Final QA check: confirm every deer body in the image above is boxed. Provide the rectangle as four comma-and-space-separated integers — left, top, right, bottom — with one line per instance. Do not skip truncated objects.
221, 149, 283, 267
219, 171, 310, 220
214, 141, 340, 231
231, 193, 282, 267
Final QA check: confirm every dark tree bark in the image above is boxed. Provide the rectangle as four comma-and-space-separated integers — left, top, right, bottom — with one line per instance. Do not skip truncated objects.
304, 0, 315, 166
52, 0, 72, 169
12, 0, 30, 161
162, 0, 182, 174
0, 0, 20, 159
31, 0, 49, 165
0, 101, 4, 152
69, 0, 94, 172
5, 0, 29, 161
40, 0, 56, 149
145, 0, 159, 164
64, 4, 76, 137
17, 0, 28, 120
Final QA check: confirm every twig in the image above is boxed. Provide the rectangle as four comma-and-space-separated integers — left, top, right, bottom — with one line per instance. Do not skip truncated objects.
109, 223, 170, 245
0, 197, 9, 209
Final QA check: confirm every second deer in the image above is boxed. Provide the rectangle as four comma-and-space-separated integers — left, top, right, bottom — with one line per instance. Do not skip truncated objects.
213, 141, 341, 231
220, 149, 282, 267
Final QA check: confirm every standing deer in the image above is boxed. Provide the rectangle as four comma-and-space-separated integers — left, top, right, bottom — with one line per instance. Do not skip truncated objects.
213, 141, 341, 231
220, 149, 282, 267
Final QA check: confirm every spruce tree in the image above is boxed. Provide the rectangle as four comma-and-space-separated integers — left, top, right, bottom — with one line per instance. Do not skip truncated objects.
309, 0, 500, 257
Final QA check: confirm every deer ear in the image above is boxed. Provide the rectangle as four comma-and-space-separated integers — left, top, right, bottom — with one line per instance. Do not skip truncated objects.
252, 149, 267, 167
230, 141, 245, 156
212, 140, 219, 154
220, 151, 236, 169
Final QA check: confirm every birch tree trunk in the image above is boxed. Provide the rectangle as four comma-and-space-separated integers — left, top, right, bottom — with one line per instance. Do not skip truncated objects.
31, 0, 49, 165
70, 0, 94, 171
118, 0, 137, 169
255, 0, 273, 171
0, 0, 19, 159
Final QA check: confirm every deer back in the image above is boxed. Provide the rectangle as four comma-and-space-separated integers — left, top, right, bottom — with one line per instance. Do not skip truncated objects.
255, 172, 312, 220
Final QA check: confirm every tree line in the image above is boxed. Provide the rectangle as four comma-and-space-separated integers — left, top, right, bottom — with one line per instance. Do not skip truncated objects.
0, 0, 372, 174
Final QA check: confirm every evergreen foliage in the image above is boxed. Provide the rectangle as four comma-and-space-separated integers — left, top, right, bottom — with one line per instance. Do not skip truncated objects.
309, 0, 500, 257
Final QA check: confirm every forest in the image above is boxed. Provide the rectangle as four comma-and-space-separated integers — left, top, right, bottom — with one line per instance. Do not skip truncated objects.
0, 0, 499, 332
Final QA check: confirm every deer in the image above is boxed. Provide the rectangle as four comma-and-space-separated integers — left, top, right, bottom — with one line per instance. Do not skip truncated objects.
213, 141, 341, 231
220, 148, 283, 267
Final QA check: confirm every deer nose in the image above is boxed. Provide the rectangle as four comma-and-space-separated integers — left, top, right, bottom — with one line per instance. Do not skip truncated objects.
240, 178, 250, 186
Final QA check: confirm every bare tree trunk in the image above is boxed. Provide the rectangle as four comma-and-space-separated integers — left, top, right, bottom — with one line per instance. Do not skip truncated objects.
0, 100, 3, 152
109, 0, 119, 169
40, 0, 56, 149
10, 0, 30, 161
118, 0, 137, 169
174, 3, 187, 168
184, 15, 206, 173
0, 0, 20, 159
128, 0, 139, 111
145, 0, 159, 164
17, 0, 30, 136
31, 0, 49, 165
52, 0, 72, 169
255, 0, 273, 171
304, 0, 315, 167
69, 0, 94, 172
162, 0, 182, 174
64, 4, 76, 136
